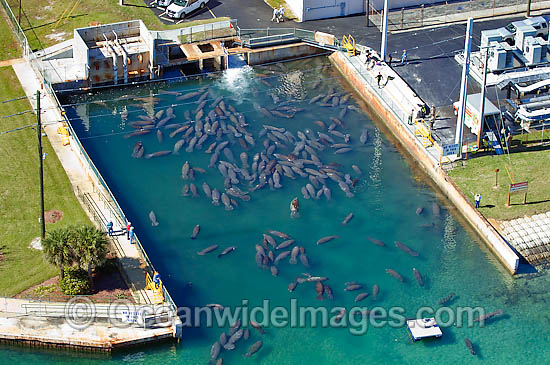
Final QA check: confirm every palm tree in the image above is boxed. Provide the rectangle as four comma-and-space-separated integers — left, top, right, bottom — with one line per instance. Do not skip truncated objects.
73, 225, 108, 290
42, 227, 74, 279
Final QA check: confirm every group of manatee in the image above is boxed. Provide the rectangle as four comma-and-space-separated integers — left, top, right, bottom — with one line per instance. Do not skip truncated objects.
118, 59, 503, 360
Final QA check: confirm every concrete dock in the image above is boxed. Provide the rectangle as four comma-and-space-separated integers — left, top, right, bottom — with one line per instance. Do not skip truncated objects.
329, 49, 520, 274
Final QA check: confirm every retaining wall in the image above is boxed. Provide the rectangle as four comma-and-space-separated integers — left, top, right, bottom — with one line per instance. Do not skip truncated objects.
329, 51, 520, 274
246, 42, 327, 65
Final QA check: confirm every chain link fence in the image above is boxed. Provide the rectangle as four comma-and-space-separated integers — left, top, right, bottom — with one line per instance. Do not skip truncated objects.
368, 0, 549, 32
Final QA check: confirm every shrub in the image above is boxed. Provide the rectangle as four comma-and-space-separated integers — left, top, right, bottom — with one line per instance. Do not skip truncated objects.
59, 267, 91, 295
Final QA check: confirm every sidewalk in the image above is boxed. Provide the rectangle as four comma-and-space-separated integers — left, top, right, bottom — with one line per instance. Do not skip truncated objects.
11, 62, 155, 306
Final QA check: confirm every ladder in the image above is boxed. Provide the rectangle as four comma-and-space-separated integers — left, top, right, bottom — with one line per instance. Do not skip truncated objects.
145, 272, 165, 304
342, 35, 355, 56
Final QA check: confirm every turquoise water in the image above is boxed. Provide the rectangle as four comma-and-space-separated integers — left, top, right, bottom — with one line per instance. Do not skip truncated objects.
12, 57, 549, 364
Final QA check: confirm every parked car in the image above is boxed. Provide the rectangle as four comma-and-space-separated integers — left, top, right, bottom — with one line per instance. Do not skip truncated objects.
157, 0, 173, 7
167, 0, 209, 19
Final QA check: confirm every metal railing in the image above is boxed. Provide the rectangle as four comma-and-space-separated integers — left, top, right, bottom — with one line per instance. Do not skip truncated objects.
343, 48, 441, 165
1, 0, 178, 313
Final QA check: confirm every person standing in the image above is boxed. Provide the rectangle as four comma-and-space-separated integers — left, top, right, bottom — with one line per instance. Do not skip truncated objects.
474, 194, 481, 208
153, 271, 161, 289
376, 72, 383, 87
408, 109, 415, 125
278, 6, 285, 22
107, 221, 114, 236
128, 225, 135, 244
388, 54, 392, 65
126, 221, 132, 239
401, 49, 407, 65
271, 7, 278, 22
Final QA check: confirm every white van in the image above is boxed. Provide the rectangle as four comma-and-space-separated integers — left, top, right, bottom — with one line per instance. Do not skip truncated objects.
166, 0, 209, 19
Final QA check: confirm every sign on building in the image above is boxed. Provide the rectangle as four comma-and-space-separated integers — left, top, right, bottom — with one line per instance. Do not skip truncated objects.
442, 143, 460, 156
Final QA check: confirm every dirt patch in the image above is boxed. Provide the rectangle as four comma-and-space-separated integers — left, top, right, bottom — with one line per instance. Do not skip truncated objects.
45, 31, 68, 42
44, 209, 63, 223
15, 261, 135, 303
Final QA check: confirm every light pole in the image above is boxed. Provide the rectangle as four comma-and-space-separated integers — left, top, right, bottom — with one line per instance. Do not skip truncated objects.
36, 90, 45, 239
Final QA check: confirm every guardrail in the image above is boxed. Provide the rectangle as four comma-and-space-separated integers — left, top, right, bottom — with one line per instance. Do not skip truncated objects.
343, 47, 441, 165
1, 0, 178, 313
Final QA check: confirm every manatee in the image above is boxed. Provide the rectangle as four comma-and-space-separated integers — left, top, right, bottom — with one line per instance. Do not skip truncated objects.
316, 235, 339, 245
270, 266, 278, 277
202, 182, 212, 198
217, 246, 236, 258
342, 213, 354, 225
367, 236, 385, 247
395, 241, 419, 257
197, 244, 218, 255
325, 284, 334, 300
315, 281, 324, 300
221, 193, 234, 211
354, 292, 369, 302
190, 183, 199, 198
372, 284, 379, 300
413, 268, 424, 287
243, 340, 262, 358
351, 165, 362, 175
386, 269, 404, 282
464, 338, 476, 355
263, 234, 276, 248
219, 332, 227, 346
344, 284, 362, 291
438, 292, 456, 305
288, 281, 298, 292
181, 161, 190, 180
250, 320, 265, 335
212, 188, 220, 206
149, 211, 159, 226
190, 224, 200, 239
289, 246, 299, 264
274, 251, 290, 264
211, 341, 221, 362
145, 150, 171, 159
299, 253, 310, 268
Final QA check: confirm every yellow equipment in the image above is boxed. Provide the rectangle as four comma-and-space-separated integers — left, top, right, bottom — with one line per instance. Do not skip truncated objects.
342, 35, 355, 56
145, 272, 165, 304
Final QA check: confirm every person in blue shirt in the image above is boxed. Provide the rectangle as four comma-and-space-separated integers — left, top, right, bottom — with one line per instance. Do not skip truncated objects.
153, 271, 161, 289
128, 225, 135, 244
401, 49, 407, 65
106, 221, 114, 236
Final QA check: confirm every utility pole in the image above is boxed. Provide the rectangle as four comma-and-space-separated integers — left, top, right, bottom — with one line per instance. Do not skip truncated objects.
37, 90, 45, 239
366, 0, 370, 27
477, 46, 489, 150
526, 0, 532, 17
380, 0, 389, 61
455, 18, 473, 157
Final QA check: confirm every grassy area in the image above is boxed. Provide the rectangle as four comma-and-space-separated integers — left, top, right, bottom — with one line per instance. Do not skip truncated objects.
6, 0, 229, 50
265, 0, 298, 21
0, 9, 22, 60
0, 67, 90, 296
448, 138, 550, 221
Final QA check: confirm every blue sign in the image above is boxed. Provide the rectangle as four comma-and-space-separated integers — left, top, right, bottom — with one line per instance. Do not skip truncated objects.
442, 143, 459, 156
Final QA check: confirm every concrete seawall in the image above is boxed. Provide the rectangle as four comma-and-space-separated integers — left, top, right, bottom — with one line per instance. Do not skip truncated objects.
329, 51, 520, 274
